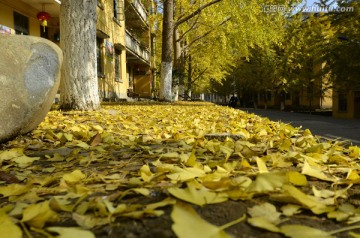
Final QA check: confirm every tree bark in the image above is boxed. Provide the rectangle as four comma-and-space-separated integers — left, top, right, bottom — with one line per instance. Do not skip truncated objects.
59, 0, 100, 110
173, 26, 182, 101
185, 54, 192, 100
160, 0, 174, 101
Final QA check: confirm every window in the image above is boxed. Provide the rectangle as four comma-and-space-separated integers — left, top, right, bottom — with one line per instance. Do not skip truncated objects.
113, 0, 124, 23
13, 11, 29, 35
338, 93, 347, 112
115, 49, 122, 82
96, 37, 105, 78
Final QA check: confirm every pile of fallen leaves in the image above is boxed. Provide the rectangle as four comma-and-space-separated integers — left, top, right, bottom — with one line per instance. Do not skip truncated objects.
1, 102, 360, 238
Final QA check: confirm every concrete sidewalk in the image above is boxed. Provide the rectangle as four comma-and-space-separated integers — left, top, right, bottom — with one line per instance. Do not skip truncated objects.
242, 108, 360, 146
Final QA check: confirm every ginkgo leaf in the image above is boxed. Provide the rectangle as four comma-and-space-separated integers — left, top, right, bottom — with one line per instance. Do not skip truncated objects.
247, 217, 280, 233
140, 164, 153, 182
286, 171, 308, 186
47, 227, 95, 238
281, 204, 302, 216
350, 232, 360, 238
13, 155, 40, 168
280, 224, 334, 238
346, 170, 360, 181
21, 201, 60, 228
282, 184, 334, 214
76, 141, 90, 149
0, 184, 31, 197
256, 157, 268, 173
0, 212, 22, 238
279, 139, 292, 151
220, 145, 233, 162
327, 210, 350, 222
62, 170, 86, 184
171, 203, 233, 238
185, 149, 197, 166
8, 202, 28, 217
160, 152, 180, 159
247, 172, 286, 193
301, 160, 335, 182
72, 213, 110, 229
166, 167, 206, 182
248, 202, 281, 224
312, 186, 335, 199
132, 188, 151, 196
102, 198, 127, 215
168, 186, 228, 206
0, 148, 24, 162
349, 146, 360, 158
327, 203, 356, 221
49, 197, 74, 212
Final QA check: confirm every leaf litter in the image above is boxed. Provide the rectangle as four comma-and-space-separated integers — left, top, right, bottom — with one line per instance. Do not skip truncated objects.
0, 102, 360, 237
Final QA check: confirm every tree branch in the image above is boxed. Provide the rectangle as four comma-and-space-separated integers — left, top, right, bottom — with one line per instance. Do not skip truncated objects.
181, 17, 231, 49
177, 14, 201, 42
175, 0, 223, 27
192, 68, 208, 83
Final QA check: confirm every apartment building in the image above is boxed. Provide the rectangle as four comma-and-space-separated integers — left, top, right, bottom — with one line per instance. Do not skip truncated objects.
0, 0, 154, 101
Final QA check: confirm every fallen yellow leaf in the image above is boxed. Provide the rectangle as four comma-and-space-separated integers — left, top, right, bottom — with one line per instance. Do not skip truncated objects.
168, 186, 228, 206
171, 202, 239, 238
47, 226, 95, 238
21, 201, 60, 228
0, 212, 22, 238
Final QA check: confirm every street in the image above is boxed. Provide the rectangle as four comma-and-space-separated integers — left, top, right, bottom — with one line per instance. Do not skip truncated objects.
243, 108, 360, 146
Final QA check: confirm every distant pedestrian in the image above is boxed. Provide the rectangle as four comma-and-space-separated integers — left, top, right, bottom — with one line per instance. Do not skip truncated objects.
229, 95, 238, 108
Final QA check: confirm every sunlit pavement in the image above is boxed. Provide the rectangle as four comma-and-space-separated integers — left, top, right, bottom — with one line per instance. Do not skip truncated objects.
242, 108, 360, 146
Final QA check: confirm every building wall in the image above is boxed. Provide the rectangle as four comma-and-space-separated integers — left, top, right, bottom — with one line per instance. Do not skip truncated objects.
1, 0, 130, 101
257, 91, 278, 109
97, 1, 128, 100
333, 91, 358, 119
0, 0, 41, 37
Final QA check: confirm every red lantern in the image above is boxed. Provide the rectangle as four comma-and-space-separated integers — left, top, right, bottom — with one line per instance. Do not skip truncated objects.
37, 11, 50, 31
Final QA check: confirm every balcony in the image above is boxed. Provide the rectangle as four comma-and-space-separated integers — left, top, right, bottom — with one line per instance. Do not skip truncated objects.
125, 0, 149, 28
131, 0, 147, 23
125, 30, 149, 64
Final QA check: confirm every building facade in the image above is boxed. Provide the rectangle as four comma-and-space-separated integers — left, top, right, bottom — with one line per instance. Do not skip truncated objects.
0, 0, 154, 101
333, 90, 360, 119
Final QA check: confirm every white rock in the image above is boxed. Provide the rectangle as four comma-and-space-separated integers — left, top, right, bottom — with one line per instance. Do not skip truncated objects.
0, 35, 62, 142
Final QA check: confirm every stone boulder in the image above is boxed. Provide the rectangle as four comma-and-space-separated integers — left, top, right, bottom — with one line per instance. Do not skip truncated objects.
0, 35, 62, 143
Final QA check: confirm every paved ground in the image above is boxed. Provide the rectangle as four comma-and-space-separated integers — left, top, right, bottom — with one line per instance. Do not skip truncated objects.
242, 108, 360, 146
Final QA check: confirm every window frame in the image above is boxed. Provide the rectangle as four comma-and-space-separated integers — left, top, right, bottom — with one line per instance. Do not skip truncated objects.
338, 93, 348, 112
96, 37, 105, 78
13, 11, 29, 35
114, 49, 122, 82
113, 0, 124, 25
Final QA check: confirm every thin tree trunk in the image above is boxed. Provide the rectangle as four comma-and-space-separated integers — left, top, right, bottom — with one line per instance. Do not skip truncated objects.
173, 26, 182, 101
59, 0, 100, 110
160, 0, 174, 101
185, 54, 192, 100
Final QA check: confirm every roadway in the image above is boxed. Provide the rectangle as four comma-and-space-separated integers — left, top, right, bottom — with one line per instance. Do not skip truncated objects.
242, 108, 360, 146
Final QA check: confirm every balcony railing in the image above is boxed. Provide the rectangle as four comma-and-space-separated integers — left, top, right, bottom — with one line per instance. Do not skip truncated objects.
125, 30, 149, 63
131, 0, 148, 23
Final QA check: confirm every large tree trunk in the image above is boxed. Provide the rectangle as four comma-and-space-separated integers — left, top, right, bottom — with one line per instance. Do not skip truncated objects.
59, 0, 100, 110
160, 0, 174, 101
